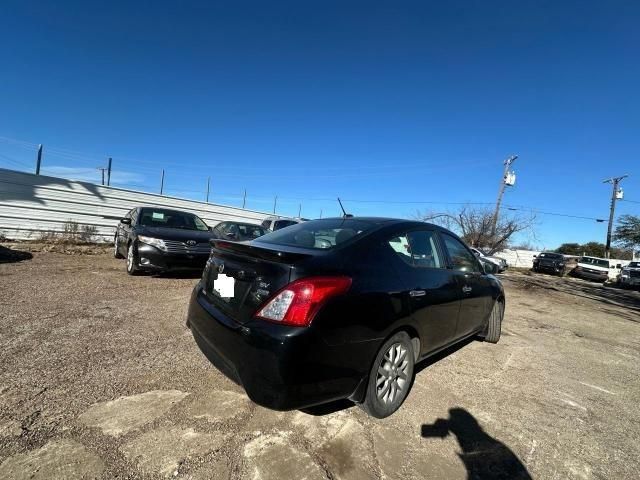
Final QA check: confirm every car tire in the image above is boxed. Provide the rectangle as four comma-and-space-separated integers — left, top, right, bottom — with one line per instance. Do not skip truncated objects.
484, 300, 503, 344
360, 331, 415, 419
113, 235, 124, 259
558, 268, 566, 277
126, 243, 140, 275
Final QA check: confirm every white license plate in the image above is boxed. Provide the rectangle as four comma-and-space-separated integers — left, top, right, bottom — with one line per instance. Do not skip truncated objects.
213, 274, 235, 298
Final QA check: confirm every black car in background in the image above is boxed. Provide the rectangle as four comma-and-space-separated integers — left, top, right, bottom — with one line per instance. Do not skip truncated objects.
114, 207, 214, 275
211, 221, 267, 242
532, 252, 566, 276
186, 217, 505, 418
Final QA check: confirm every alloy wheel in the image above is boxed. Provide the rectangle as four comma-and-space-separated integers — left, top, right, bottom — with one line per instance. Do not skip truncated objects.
376, 342, 410, 404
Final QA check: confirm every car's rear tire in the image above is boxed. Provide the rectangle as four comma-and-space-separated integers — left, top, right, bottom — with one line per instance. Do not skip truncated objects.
126, 243, 140, 275
484, 300, 503, 344
113, 235, 124, 259
360, 331, 414, 419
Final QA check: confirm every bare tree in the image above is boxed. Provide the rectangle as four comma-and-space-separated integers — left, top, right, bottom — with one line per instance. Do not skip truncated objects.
418, 206, 536, 254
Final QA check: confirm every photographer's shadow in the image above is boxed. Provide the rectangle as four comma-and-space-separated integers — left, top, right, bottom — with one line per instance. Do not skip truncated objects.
422, 408, 532, 480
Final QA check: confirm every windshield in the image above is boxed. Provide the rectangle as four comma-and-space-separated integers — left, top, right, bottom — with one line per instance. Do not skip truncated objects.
255, 218, 376, 249
539, 253, 563, 259
627, 262, 640, 268
138, 208, 209, 231
579, 257, 609, 268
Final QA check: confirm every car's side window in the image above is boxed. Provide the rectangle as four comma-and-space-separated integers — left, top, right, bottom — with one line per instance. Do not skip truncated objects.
261, 220, 271, 229
388, 234, 413, 265
387, 230, 443, 269
130, 208, 138, 226
441, 233, 481, 273
407, 230, 443, 268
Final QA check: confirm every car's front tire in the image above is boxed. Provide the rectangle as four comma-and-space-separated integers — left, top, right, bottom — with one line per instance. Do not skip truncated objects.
126, 243, 140, 275
113, 235, 124, 259
360, 331, 415, 419
484, 300, 503, 343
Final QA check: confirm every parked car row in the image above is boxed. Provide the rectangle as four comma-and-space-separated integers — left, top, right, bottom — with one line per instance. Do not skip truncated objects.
113, 207, 301, 275
112, 206, 505, 417
531, 251, 637, 289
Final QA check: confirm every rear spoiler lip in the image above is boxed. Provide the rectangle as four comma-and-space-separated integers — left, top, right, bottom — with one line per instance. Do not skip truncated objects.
210, 239, 314, 263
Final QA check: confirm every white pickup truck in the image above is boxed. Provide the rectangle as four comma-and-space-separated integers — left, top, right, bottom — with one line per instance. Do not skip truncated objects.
572, 256, 627, 282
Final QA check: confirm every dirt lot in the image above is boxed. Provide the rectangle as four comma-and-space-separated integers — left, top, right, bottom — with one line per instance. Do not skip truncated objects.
1, 246, 639, 479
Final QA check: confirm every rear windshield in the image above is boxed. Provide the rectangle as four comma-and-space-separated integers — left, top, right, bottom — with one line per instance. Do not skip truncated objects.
627, 262, 639, 268
579, 257, 609, 268
138, 208, 209, 231
255, 218, 376, 250
539, 253, 562, 259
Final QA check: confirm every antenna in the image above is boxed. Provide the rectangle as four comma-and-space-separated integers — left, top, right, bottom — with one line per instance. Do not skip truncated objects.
337, 197, 353, 218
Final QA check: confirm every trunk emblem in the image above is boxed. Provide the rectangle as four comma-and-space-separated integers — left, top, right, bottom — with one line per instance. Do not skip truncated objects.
217, 263, 225, 274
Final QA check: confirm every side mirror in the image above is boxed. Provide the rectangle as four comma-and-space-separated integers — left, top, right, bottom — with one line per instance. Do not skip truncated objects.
480, 262, 498, 275
120, 218, 131, 225
208, 226, 213, 231
533, 255, 537, 258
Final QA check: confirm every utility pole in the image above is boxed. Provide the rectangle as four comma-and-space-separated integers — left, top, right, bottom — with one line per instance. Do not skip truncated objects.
107, 157, 112, 186
491, 155, 518, 237
98, 168, 107, 185
242, 189, 247, 208
298, 204, 302, 217
603, 175, 629, 258
273, 195, 278, 214
206, 177, 210, 203
319, 209, 323, 219
160, 169, 165, 195
35, 144, 43, 175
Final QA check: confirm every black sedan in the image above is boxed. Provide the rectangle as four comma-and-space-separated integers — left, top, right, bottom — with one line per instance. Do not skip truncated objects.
186, 217, 505, 418
114, 207, 214, 275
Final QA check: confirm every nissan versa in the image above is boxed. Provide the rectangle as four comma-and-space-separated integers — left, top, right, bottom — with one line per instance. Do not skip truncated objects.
186, 218, 505, 418
114, 207, 214, 274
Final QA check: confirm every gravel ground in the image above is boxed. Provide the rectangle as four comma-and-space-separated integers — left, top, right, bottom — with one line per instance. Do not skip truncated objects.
0, 246, 639, 479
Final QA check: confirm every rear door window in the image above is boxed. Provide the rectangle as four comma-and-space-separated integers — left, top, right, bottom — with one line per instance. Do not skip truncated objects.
440, 233, 481, 273
387, 230, 443, 268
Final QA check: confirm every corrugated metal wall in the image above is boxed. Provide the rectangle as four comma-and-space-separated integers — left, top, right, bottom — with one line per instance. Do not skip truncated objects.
493, 249, 541, 268
0, 168, 270, 241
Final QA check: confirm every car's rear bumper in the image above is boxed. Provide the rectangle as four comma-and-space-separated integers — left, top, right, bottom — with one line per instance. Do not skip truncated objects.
137, 244, 209, 271
186, 284, 373, 411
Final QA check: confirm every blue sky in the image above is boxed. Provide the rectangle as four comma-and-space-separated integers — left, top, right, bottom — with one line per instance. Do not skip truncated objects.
1, 0, 638, 249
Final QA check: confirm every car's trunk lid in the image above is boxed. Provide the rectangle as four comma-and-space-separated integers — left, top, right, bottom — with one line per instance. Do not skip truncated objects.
202, 240, 313, 324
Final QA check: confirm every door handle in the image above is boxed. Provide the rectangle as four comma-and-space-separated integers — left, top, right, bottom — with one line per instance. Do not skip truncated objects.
462, 285, 473, 294
409, 290, 426, 297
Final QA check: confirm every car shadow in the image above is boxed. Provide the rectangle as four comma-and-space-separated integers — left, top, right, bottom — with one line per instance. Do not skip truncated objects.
422, 408, 533, 479
0, 245, 33, 264
152, 270, 204, 279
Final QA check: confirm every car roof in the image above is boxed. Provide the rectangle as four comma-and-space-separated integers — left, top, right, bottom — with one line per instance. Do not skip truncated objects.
305, 217, 445, 230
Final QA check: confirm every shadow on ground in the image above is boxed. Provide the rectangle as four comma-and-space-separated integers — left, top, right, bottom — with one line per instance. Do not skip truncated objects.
0, 245, 33, 264
422, 408, 533, 480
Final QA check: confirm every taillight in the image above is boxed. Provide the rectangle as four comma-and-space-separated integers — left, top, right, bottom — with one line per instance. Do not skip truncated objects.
255, 276, 352, 327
